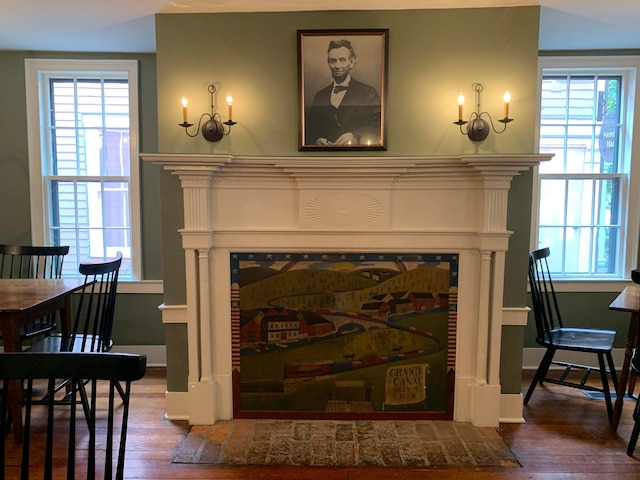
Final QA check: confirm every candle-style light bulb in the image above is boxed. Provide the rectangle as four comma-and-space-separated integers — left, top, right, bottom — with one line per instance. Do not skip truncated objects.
181, 95, 188, 123
503, 89, 511, 119
226, 94, 233, 122
457, 90, 465, 121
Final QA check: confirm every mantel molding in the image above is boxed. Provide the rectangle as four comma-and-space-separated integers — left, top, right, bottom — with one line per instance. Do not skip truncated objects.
141, 153, 552, 183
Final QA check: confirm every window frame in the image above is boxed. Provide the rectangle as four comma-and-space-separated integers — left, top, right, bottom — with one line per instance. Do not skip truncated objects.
533, 55, 640, 290
24, 59, 142, 281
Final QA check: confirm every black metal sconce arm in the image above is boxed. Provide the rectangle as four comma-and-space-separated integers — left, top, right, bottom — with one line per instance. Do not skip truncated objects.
453, 83, 513, 142
454, 111, 513, 142
179, 84, 237, 142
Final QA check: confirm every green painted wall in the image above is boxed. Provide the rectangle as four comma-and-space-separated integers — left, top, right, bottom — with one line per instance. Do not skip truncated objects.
0, 50, 164, 346
154, 7, 541, 394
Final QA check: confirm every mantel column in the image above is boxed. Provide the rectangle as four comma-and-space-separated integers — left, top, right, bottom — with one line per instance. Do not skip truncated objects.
177, 172, 219, 424
471, 175, 512, 426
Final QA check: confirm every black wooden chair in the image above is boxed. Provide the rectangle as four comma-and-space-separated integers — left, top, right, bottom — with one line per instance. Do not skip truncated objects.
28, 252, 122, 355
626, 268, 640, 456
0, 352, 146, 479
27, 252, 124, 416
0, 244, 70, 340
524, 247, 619, 421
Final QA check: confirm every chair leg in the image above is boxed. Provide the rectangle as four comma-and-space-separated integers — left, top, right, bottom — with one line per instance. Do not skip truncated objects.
524, 347, 555, 405
628, 395, 640, 456
114, 380, 126, 401
597, 353, 613, 422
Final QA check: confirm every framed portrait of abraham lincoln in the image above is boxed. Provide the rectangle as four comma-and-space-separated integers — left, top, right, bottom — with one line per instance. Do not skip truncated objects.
298, 29, 388, 151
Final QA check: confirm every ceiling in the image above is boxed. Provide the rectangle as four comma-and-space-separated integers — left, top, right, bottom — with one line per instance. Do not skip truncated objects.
1, 0, 639, 53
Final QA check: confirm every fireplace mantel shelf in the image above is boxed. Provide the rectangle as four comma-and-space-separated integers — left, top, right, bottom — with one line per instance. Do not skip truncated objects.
142, 153, 551, 181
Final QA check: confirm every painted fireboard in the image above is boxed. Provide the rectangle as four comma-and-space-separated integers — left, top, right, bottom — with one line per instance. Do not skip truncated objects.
230, 252, 458, 419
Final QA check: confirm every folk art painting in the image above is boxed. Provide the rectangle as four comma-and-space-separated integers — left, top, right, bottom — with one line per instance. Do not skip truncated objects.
230, 253, 458, 419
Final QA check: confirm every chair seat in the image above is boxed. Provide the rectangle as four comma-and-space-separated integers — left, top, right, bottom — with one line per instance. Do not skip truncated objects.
27, 333, 112, 353
543, 327, 616, 352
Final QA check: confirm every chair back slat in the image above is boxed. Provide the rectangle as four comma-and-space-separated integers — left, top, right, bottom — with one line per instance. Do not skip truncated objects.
0, 352, 146, 480
528, 247, 564, 345
71, 253, 122, 353
0, 245, 69, 279
0, 245, 70, 340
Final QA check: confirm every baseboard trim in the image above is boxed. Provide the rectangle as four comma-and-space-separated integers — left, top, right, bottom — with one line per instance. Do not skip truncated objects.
110, 345, 166, 367
165, 391, 190, 420
499, 393, 525, 424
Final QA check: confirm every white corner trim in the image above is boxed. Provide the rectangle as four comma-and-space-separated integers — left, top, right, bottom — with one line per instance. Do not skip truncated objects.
165, 391, 190, 420
502, 306, 530, 326
500, 393, 525, 424
117, 280, 164, 294
159, 303, 188, 324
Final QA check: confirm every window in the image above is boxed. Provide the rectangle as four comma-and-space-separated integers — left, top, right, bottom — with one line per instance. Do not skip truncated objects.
534, 57, 640, 283
25, 59, 141, 280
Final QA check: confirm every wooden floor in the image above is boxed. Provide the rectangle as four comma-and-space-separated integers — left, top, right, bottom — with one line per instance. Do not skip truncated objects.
8, 368, 640, 479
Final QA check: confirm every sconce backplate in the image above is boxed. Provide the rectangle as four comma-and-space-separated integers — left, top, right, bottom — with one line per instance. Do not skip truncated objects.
468, 117, 489, 142
202, 118, 224, 142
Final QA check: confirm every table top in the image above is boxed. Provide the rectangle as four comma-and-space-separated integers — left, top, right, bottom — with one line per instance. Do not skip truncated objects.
609, 285, 640, 313
0, 278, 86, 313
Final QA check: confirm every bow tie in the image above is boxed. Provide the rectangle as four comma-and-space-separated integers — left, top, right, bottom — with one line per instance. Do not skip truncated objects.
333, 85, 349, 93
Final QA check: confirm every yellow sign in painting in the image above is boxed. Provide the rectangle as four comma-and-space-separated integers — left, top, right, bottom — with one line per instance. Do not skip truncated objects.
385, 364, 428, 405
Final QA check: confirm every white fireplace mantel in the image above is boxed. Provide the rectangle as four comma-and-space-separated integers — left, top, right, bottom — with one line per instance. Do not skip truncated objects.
142, 153, 551, 427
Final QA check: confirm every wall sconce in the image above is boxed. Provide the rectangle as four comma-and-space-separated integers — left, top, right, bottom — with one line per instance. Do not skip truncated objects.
454, 83, 513, 142
179, 83, 236, 142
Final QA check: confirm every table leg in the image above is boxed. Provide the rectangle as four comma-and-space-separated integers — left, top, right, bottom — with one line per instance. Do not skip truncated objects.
2, 318, 24, 442
612, 311, 639, 431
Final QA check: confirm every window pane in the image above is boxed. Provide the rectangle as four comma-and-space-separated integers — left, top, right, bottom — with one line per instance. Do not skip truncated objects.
566, 179, 593, 225
539, 179, 566, 225
564, 227, 592, 274
540, 76, 568, 118
538, 227, 564, 271
567, 77, 596, 122
539, 144, 566, 174
103, 130, 130, 176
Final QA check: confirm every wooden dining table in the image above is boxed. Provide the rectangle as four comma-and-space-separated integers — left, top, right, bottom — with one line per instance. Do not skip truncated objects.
0, 278, 85, 441
608, 284, 640, 432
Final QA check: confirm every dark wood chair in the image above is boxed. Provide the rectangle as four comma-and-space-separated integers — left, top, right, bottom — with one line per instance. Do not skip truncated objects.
27, 252, 124, 417
626, 268, 640, 456
0, 352, 146, 479
524, 247, 619, 421
28, 252, 122, 355
0, 244, 70, 340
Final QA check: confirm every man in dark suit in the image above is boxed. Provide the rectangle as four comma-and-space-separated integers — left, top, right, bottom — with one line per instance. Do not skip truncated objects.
306, 39, 381, 146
